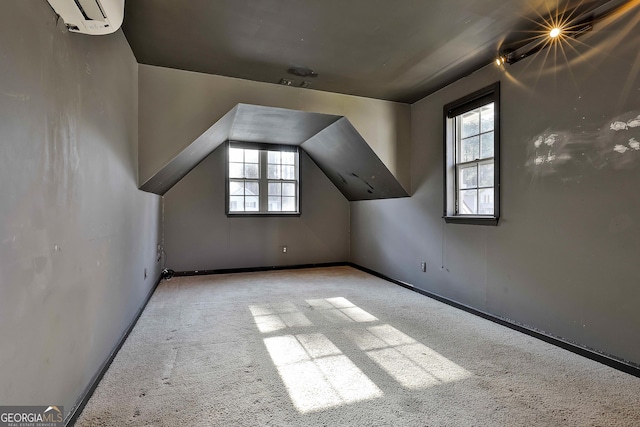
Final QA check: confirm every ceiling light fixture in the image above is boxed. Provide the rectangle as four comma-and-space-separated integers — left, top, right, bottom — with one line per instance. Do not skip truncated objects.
498, 0, 634, 65
502, 21, 591, 65
549, 27, 562, 38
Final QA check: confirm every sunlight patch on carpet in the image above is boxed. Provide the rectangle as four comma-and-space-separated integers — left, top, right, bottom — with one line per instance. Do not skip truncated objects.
306, 297, 378, 323
345, 325, 471, 389
249, 302, 313, 333
264, 333, 383, 413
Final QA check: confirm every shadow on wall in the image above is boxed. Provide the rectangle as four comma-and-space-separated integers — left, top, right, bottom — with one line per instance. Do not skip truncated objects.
249, 297, 470, 413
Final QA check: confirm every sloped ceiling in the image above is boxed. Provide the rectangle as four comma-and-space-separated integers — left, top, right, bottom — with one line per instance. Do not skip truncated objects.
229, 103, 341, 144
301, 118, 408, 200
139, 104, 409, 200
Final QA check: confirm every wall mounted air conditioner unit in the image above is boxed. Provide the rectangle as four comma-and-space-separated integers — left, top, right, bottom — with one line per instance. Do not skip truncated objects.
46, 0, 124, 35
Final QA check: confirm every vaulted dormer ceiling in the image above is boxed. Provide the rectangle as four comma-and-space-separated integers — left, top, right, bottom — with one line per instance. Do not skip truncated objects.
139, 104, 409, 201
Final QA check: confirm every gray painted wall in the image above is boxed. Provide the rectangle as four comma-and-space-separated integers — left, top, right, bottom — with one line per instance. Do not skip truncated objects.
0, 1, 161, 417
138, 65, 411, 192
352, 11, 640, 366
163, 148, 349, 271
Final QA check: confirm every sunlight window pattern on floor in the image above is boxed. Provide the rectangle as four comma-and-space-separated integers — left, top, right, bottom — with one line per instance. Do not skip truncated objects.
345, 324, 471, 389
249, 301, 313, 333
263, 333, 383, 413
306, 297, 378, 323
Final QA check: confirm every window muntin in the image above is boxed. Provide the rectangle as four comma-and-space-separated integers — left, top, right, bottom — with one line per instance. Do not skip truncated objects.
444, 83, 499, 225
227, 143, 299, 215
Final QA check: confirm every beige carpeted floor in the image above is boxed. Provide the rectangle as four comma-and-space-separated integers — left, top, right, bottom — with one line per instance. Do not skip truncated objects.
76, 266, 640, 426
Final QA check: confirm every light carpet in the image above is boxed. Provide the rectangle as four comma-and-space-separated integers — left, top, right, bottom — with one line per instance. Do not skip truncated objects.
76, 266, 640, 426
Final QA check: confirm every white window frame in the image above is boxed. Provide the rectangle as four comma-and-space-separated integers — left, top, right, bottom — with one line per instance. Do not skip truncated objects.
226, 142, 300, 216
443, 83, 500, 226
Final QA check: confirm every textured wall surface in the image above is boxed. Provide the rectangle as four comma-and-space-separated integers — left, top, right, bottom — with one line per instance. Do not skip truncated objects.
138, 65, 411, 192
351, 10, 640, 365
163, 149, 349, 272
0, 1, 161, 416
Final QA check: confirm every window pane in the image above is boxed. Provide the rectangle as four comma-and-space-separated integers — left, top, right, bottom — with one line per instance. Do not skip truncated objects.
461, 110, 480, 138
229, 181, 244, 195
229, 196, 244, 212
481, 103, 494, 132
460, 136, 479, 162
480, 132, 494, 159
459, 165, 477, 189
245, 181, 259, 195
229, 148, 244, 163
245, 163, 259, 179
268, 196, 282, 211
245, 196, 259, 211
282, 183, 296, 196
282, 151, 295, 165
245, 149, 259, 163
446, 87, 498, 221
459, 189, 478, 214
228, 146, 299, 215
282, 197, 296, 211
229, 163, 244, 178
268, 182, 281, 195
282, 165, 295, 180
479, 188, 494, 215
268, 164, 280, 179
479, 163, 494, 187
268, 151, 281, 164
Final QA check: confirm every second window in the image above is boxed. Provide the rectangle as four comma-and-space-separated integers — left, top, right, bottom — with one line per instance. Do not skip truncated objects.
443, 82, 500, 225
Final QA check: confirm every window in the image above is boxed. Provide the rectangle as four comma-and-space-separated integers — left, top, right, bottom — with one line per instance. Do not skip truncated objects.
227, 142, 300, 215
443, 83, 500, 225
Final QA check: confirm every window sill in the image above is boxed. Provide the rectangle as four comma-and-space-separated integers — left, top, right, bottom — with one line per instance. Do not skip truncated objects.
227, 212, 301, 218
443, 216, 498, 226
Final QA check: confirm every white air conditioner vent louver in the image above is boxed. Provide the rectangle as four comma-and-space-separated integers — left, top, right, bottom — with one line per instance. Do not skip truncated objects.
75, 0, 106, 21
46, 0, 124, 35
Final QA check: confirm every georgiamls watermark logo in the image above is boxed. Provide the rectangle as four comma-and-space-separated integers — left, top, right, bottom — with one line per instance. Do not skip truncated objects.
0, 406, 63, 426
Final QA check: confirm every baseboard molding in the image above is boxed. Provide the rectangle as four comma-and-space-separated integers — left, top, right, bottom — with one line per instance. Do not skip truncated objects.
349, 263, 640, 379
64, 273, 164, 426
174, 261, 349, 277
63, 261, 639, 425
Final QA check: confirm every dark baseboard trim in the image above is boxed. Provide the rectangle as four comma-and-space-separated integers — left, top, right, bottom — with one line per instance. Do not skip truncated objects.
349, 263, 640, 379
174, 262, 349, 277
64, 274, 164, 426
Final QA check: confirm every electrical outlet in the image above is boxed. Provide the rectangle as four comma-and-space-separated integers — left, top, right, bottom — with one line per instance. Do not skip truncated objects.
282, 246, 287, 253
421, 262, 426, 272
